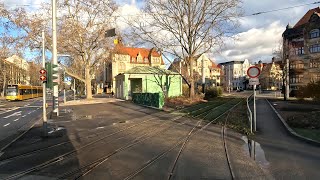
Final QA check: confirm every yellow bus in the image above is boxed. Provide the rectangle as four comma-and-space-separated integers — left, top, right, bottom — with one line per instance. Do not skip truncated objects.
6, 84, 43, 101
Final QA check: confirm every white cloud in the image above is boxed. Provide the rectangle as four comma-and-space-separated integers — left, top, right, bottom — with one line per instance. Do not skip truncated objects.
2, 0, 47, 10
216, 21, 285, 63
113, 3, 142, 31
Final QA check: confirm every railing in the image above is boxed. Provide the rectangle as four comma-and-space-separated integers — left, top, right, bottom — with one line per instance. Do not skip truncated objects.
247, 94, 253, 133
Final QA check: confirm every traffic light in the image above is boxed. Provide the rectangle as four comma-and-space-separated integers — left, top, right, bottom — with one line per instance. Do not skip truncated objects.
39, 69, 47, 82
45, 62, 52, 89
52, 64, 59, 86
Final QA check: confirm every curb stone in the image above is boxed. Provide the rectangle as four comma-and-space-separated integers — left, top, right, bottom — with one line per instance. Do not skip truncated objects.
266, 99, 320, 147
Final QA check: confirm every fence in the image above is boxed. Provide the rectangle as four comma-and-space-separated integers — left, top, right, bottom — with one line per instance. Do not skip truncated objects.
132, 93, 164, 109
247, 94, 253, 133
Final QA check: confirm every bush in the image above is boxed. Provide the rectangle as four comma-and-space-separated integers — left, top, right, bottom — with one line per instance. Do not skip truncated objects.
204, 87, 222, 99
294, 81, 320, 100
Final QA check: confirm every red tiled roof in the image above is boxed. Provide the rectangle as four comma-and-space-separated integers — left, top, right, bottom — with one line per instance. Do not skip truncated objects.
294, 7, 320, 28
114, 45, 163, 65
211, 62, 219, 69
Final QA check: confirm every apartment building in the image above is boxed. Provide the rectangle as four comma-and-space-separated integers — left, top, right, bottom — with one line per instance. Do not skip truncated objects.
282, 7, 320, 90
168, 54, 221, 87
219, 59, 251, 91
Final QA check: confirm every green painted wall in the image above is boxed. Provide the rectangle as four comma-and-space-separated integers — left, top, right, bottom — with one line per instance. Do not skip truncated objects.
120, 74, 181, 100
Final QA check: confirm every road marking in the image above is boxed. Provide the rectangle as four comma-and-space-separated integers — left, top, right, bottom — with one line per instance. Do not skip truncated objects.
0, 107, 19, 115
22, 115, 26, 118
3, 123, 10, 127
3, 111, 22, 119
28, 112, 32, 115
13, 118, 19, 122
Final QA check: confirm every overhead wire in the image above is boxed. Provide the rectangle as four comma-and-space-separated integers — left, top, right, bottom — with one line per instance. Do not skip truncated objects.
1, 1, 319, 19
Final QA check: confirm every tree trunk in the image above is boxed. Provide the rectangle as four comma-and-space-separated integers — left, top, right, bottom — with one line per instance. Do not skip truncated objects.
1, 72, 6, 97
189, 56, 195, 98
85, 66, 92, 99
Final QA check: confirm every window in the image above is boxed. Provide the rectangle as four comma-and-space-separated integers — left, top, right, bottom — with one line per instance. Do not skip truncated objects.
137, 57, 142, 62
290, 75, 303, 83
119, 62, 126, 71
309, 44, 320, 53
144, 58, 148, 63
310, 60, 319, 68
310, 29, 320, 39
295, 47, 304, 55
311, 74, 320, 82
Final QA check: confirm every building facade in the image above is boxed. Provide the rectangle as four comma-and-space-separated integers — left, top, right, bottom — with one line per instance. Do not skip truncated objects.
115, 66, 182, 100
257, 58, 283, 90
0, 55, 30, 96
282, 7, 320, 91
106, 45, 165, 93
168, 54, 221, 87
219, 59, 251, 91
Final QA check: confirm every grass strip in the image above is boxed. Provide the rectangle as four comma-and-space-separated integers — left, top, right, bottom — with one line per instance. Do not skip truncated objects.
293, 128, 320, 142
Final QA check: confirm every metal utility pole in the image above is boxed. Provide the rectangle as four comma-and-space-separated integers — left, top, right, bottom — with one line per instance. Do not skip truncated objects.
73, 78, 76, 101
52, 0, 59, 116
228, 65, 231, 93
42, 30, 47, 136
285, 57, 290, 100
253, 84, 257, 131
202, 55, 205, 93
103, 61, 106, 93
63, 71, 66, 104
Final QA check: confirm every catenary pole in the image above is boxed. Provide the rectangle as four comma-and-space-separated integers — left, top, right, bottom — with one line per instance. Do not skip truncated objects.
52, 0, 59, 116
42, 30, 47, 136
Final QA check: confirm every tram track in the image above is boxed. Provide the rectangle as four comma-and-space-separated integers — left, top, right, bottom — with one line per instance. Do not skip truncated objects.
57, 98, 241, 180
1, 99, 232, 179
121, 98, 242, 180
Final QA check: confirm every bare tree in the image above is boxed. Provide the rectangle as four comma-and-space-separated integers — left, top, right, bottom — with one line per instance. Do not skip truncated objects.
125, 0, 241, 98
0, 0, 117, 99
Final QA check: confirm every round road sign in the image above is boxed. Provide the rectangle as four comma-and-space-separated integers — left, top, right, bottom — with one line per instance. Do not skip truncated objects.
247, 66, 261, 78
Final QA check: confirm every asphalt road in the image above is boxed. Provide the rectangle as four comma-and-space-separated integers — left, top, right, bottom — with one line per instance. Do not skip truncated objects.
254, 98, 320, 179
0, 98, 45, 144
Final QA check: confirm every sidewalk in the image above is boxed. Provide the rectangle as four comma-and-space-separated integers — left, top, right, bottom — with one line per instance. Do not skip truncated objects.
253, 98, 320, 179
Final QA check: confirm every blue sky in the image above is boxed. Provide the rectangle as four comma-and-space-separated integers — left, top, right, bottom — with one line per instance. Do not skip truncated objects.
1, 0, 319, 64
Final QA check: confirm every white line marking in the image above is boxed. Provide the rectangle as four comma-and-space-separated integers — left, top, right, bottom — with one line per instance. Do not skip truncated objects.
28, 112, 32, 115
22, 115, 26, 118
3, 111, 22, 119
3, 123, 10, 127
14, 118, 19, 122
0, 107, 19, 115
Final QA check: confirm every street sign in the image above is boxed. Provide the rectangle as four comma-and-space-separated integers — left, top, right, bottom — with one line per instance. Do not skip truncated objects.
65, 77, 72, 82
247, 66, 261, 78
249, 78, 260, 85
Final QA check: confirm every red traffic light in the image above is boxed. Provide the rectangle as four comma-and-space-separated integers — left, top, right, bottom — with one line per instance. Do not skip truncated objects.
40, 75, 47, 81
40, 69, 47, 74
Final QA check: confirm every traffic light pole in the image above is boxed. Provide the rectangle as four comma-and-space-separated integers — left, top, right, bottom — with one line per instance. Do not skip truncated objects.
42, 30, 47, 137
52, 0, 59, 117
